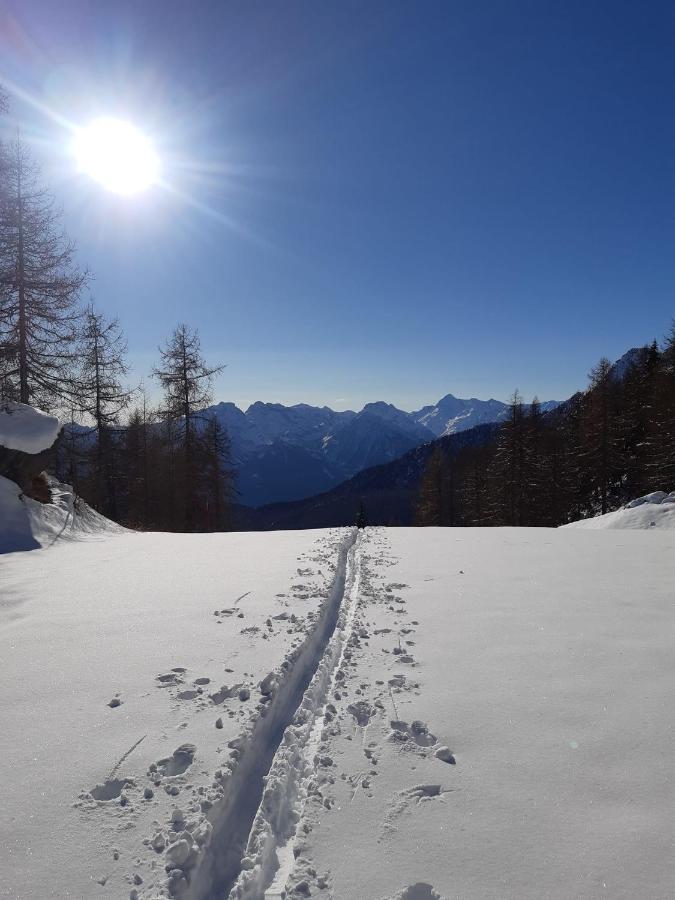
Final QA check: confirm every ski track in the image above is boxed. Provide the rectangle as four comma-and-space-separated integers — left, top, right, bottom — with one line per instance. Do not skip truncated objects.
261, 527, 364, 900
185, 527, 361, 900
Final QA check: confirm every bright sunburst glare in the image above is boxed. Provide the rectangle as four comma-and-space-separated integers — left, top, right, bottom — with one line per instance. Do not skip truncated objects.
72, 117, 160, 195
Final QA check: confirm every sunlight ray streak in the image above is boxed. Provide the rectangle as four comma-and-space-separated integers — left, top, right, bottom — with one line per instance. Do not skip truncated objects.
158, 179, 274, 250
0, 74, 76, 133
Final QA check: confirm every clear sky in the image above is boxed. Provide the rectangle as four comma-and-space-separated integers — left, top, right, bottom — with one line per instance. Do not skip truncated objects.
1, 0, 673, 412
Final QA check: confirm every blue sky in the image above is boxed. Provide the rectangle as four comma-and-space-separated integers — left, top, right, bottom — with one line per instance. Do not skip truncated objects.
1, 0, 673, 412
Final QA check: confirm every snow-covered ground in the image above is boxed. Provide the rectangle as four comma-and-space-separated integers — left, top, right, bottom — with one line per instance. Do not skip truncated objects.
1, 525, 351, 899
564, 491, 675, 530
279, 528, 675, 900
2, 523, 674, 900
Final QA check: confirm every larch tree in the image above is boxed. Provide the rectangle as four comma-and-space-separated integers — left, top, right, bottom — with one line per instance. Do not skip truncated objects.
461, 444, 491, 526
124, 386, 162, 528
580, 358, 622, 515
618, 344, 662, 497
152, 324, 224, 531
657, 322, 675, 487
76, 303, 134, 518
415, 446, 447, 526
199, 414, 235, 531
489, 390, 526, 525
0, 137, 87, 409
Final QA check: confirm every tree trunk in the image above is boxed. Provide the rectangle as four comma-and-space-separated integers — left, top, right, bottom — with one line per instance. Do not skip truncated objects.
16, 156, 28, 404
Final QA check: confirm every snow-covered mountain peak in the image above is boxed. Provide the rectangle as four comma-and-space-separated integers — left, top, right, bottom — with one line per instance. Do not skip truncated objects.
199, 391, 561, 504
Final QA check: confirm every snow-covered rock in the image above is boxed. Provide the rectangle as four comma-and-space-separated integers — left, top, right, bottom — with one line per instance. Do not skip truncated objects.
624, 490, 673, 508
0, 401, 60, 454
0, 476, 122, 554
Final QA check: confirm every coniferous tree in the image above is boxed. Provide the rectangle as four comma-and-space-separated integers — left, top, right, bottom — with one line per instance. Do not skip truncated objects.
461, 445, 491, 525
579, 358, 622, 514
55, 403, 85, 495
76, 304, 134, 518
0, 138, 87, 409
619, 344, 663, 498
158, 408, 180, 530
656, 322, 675, 487
198, 414, 235, 531
489, 390, 526, 525
412, 324, 675, 531
124, 387, 162, 528
522, 397, 545, 524
414, 446, 446, 526
152, 324, 225, 531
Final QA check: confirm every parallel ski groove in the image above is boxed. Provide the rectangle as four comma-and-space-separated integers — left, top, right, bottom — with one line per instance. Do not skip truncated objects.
186, 529, 359, 900
254, 530, 363, 899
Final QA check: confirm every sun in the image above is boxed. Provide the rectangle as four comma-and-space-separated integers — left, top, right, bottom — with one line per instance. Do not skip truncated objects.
72, 117, 160, 195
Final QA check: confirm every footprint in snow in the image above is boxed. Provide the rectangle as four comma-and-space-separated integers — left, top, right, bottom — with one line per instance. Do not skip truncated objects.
434, 746, 456, 765
89, 777, 134, 802
347, 700, 376, 727
387, 720, 436, 752
155, 743, 197, 777
156, 672, 182, 687
385, 784, 453, 823
404, 783, 449, 801
381, 885, 444, 900
209, 684, 243, 703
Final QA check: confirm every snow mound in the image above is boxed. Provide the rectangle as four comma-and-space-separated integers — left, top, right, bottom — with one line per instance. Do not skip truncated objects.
0, 475, 124, 554
624, 490, 675, 508
563, 491, 675, 530
0, 401, 60, 453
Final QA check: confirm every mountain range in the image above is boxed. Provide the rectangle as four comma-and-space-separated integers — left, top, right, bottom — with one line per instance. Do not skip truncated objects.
232, 421, 502, 531
231, 347, 649, 523
209, 394, 561, 506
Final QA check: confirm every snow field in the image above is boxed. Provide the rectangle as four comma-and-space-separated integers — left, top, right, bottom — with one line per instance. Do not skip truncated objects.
0, 527, 350, 899
3, 521, 674, 899
276, 527, 675, 900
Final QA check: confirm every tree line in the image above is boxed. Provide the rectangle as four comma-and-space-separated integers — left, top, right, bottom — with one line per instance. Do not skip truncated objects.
415, 332, 675, 527
0, 95, 234, 531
